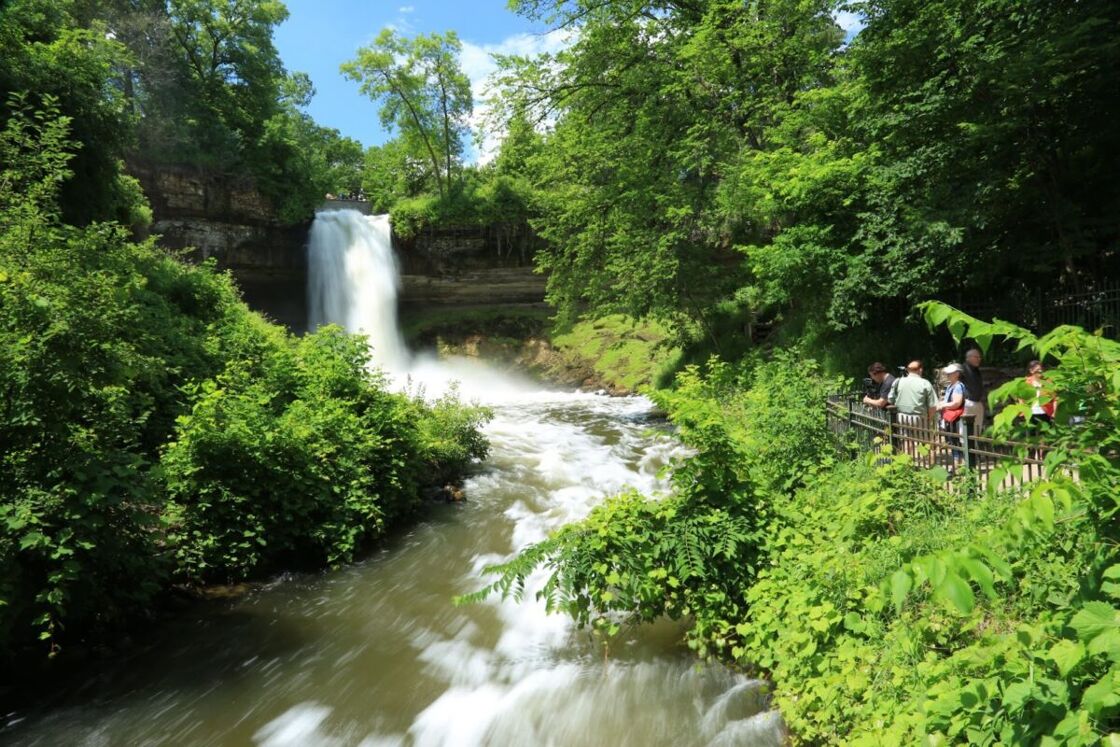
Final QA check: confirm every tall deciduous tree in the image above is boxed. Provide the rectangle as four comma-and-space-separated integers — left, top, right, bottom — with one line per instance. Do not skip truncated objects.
342, 29, 472, 199
492, 0, 842, 334
164, 0, 289, 162
494, 0, 1120, 350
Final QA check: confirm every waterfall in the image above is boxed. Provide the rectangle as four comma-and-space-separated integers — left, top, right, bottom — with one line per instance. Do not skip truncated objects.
305, 209, 536, 401
307, 210, 408, 372
7, 216, 782, 747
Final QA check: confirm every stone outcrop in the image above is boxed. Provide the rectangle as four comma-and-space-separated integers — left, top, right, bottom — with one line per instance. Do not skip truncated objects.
399, 267, 546, 307
395, 224, 545, 308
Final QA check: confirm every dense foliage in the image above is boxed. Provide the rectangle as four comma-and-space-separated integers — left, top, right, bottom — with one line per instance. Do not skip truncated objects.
488, 0, 1119, 353
462, 352, 840, 652
0, 0, 366, 226
472, 303, 1120, 743
0, 103, 489, 659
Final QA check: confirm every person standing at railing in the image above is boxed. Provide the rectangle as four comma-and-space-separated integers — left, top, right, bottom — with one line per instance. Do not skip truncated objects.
889, 360, 937, 458
862, 362, 896, 409
936, 363, 967, 473
1024, 360, 1058, 431
960, 348, 987, 434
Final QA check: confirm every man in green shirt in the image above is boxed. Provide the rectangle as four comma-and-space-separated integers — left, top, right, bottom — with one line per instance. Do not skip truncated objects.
888, 359, 937, 458
889, 360, 937, 421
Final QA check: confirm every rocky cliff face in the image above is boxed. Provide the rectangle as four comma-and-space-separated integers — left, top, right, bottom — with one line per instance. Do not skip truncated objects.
132, 163, 547, 332
395, 225, 545, 309
130, 162, 310, 330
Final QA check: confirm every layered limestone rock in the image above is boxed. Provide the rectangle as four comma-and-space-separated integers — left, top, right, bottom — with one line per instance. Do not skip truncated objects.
130, 162, 310, 330
395, 224, 544, 308
400, 268, 546, 307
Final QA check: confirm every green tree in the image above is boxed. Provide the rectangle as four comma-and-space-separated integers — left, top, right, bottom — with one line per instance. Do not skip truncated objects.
254, 71, 367, 221
0, 0, 147, 226
163, 0, 289, 162
362, 138, 431, 212
342, 28, 473, 199
846, 0, 1120, 297
492, 0, 843, 333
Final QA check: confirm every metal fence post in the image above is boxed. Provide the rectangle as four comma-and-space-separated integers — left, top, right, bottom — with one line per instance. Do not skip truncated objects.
961, 416, 971, 469
888, 408, 897, 454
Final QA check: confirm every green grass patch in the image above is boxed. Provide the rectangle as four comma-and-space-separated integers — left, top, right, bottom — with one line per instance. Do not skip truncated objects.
551, 314, 681, 391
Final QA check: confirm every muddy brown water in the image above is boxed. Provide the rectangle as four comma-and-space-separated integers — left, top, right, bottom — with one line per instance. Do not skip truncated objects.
2, 392, 781, 747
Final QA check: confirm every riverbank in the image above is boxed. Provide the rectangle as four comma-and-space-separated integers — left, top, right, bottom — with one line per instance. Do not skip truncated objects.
471, 308, 1120, 745
402, 306, 681, 395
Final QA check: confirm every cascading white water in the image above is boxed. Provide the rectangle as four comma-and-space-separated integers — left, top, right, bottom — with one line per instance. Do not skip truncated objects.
306, 209, 539, 401
299, 209, 783, 744
307, 210, 409, 372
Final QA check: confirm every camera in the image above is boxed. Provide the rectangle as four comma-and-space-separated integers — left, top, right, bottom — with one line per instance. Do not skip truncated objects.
862, 377, 878, 398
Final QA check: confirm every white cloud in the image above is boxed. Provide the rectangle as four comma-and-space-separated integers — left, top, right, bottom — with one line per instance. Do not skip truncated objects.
459, 28, 574, 164
833, 10, 865, 40
398, 5, 414, 13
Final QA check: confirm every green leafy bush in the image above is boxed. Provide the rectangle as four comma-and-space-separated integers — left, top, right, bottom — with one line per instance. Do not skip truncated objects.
388, 171, 539, 246
736, 309, 1120, 744
466, 307, 1120, 744
390, 193, 442, 240
162, 329, 490, 581
0, 100, 241, 651
0, 102, 490, 658
463, 353, 840, 659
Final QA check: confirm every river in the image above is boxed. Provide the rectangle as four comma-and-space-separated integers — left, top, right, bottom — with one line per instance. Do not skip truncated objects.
4, 390, 780, 746
1, 211, 782, 746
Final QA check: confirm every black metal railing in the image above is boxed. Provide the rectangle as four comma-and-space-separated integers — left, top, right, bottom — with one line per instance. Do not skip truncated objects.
826, 394, 1057, 486
1041, 282, 1120, 333
941, 281, 1120, 339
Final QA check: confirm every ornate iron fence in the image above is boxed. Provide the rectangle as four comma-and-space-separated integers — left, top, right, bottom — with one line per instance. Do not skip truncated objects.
1041, 282, 1120, 333
941, 281, 1120, 339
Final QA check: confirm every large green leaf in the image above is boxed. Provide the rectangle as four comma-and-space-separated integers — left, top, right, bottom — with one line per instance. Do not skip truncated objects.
1080, 666, 1120, 717
937, 572, 975, 615
891, 568, 912, 612
1070, 602, 1119, 645
1048, 639, 1085, 678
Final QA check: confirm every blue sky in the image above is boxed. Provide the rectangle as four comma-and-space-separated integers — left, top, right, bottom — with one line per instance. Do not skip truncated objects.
274, 1, 561, 154
274, 2, 864, 159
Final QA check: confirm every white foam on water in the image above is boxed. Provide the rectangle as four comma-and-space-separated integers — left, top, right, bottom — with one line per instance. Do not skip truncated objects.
304, 210, 784, 745
253, 702, 335, 747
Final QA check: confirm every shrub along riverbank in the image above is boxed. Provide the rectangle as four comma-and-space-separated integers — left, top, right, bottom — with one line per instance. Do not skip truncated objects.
0, 103, 490, 663
471, 306, 1120, 744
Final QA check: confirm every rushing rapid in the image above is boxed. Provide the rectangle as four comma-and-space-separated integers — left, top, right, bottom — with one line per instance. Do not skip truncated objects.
2, 211, 781, 746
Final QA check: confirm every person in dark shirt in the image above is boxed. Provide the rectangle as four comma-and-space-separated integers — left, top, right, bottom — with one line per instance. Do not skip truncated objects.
863, 362, 896, 408
960, 348, 986, 432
